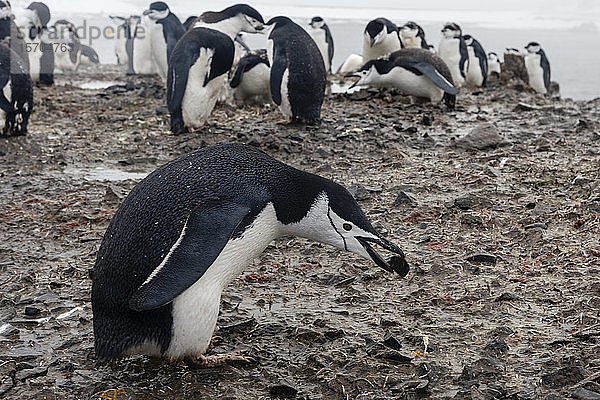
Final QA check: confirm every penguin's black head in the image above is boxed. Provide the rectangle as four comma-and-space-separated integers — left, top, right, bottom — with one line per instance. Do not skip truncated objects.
365, 18, 396, 47
462, 34, 473, 46
267, 15, 293, 28
525, 41, 541, 53
309, 16, 325, 29
144, 2, 170, 21
206, 4, 265, 33
441, 22, 461, 38
27, 2, 51, 28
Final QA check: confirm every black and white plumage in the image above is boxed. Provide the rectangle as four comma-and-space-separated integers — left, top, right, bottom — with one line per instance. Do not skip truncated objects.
524, 41, 550, 94
92, 143, 409, 361
143, 1, 185, 82
463, 34, 488, 87
267, 16, 326, 124
363, 18, 401, 61
15, 1, 53, 84
80, 44, 100, 64
487, 52, 501, 77
108, 16, 129, 65
229, 50, 271, 105
0, 1, 29, 72
0, 44, 33, 136
438, 22, 468, 87
307, 16, 334, 73
183, 15, 197, 31
347, 48, 457, 109
167, 4, 265, 134
50, 20, 81, 72
399, 21, 429, 50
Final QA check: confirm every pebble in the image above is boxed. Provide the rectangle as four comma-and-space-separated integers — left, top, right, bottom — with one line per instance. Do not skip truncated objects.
382, 331, 402, 350
524, 222, 547, 230
456, 123, 504, 150
0, 323, 18, 336
15, 366, 48, 381
24, 306, 41, 317
393, 191, 417, 206
541, 366, 586, 388
574, 388, 600, 400
466, 254, 498, 265
269, 379, 298, 398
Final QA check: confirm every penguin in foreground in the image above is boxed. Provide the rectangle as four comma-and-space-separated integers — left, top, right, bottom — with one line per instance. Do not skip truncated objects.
229, 50, 271, 105
143, 1, 185, 82
167, 4, 265, 134
399, 21, 429, 50
50, 20, 81, 72
0, 44, 33, 136
307, 16, 334, 73
267, 16, 326, 124
346, 48, 457, 109
363, 18, 401, 61
0, 1, 29, 72
524, 41, 550, 94
487, 52, 501, 77
438, 22, 468, 87
462, 34, 487, 87
92, 143, 409, 366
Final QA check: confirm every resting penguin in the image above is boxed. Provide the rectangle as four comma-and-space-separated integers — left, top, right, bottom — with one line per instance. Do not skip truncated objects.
267, 16, 326, 124
92, 143, 409, 365
0, 44, 33, 136
399, 21, 429, 50
143, 2, 185, 82
524, 41, 550, 94
487, 52, 501, 77
463, 34, 488, 87
347, 48, 458, 109
363, 18, 401, 62
51, 20, 81, 72
0, 1, 29, 72
230, 50, 271, 105
167, 4, 265, 134
15, 1, 53, 84
438, 22, 468, 87
307, 16, 334, 73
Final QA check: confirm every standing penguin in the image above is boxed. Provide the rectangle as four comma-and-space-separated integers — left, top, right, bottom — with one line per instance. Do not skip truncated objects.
230, 50, 271, 105
524, 41, 550, 94
109, 16, 129, 65
399, 21, 429, 50
463, 34, 487, 87
143, 2, 185, 82
167, 4, 265, 134
307, 16, 334, 73
438, 22, 468, 87
347, 48, 457, 109
363, 18, 401, 61
0, 44, 33, 136
487, 52, 501, 77
92, 143, 409, 365
51, 20, 81, 72
0, 1, 29, 73
267, 16, 326, 124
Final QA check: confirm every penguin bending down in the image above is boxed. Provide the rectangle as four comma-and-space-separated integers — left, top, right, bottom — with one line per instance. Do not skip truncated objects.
267, 16, 326, 124
143, 2, 185, 82
438, 22, 468, 87
487, 52, 501, 77
337, 53, 363, 74
347, 48, 457, 109
363, 18, 401, 62
15, 1, 53, 84
0, 1, 29, 72
399, 21, 429, 50
524, 42, 550, 94
307, 16, 334, 73
230, 50, 271, 105
0, 44, 33, 136
167, 4, 265, 134
51, 20, 81, 72
92, 143, 409, 365
463, 34, 488, 87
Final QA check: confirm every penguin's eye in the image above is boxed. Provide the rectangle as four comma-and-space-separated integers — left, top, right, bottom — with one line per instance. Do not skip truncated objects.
342, 223, 352, 231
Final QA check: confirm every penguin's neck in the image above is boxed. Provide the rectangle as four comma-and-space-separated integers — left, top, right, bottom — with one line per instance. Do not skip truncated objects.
195, 18, 244, 40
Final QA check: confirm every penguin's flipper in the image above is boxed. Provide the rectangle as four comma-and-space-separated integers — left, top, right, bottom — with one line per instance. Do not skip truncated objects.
270, 44, 287, 106
541, 52, 551, 89
81, 44, 100, 64
459, 38, 468, 78
129, 198, 268, 311
473, 41, 488, 86
400, 61, 458, 95
230, 57, 251, 88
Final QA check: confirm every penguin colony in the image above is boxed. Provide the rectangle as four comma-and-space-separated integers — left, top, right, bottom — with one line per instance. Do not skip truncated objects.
0, 1, 557, 367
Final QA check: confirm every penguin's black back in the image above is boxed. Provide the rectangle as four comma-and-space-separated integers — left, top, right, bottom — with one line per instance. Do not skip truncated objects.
268, 17, 326, 122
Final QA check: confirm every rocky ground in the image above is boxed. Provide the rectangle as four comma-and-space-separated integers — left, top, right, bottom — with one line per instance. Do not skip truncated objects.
0, 64, 599, 399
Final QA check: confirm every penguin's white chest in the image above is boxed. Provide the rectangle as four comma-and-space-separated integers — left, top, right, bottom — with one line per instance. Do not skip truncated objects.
167, 203, 281, 359
525, 53, 546, 94
0, 80, 11, 130
150, 22, 168, 81
438, 37, 465, 86
114, 24, 128, 65
465, 47, 484, 86
24, 38, 43, 81
279, 69, 292, 118
363, 32, 401, 61
384, 67, 444, 102
308, 28, 329, 71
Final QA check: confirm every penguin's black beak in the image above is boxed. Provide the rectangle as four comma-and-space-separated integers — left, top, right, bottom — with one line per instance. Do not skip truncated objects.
235, 35, 251, 52
369, 37, 376, 47
356, 236, 409, 277
344, 72, 361, 89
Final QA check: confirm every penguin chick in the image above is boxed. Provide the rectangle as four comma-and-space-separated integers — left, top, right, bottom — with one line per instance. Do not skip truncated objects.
399, 21, 429, 50
487, 52, 501, 77
229, 50, 271, 105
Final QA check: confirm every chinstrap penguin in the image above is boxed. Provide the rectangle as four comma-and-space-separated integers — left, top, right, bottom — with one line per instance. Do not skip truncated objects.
307, 16, 334, 73
347, 47, 457, 108
399, 21, 429, 50
229, 49, 271, 105
92, 143, 409, 365
363, 18, 401, 61
167, 4, 265, 134
143, 1, 185, 82
0, 1, 29, 72
50, 20, 81, 72
109, 16, 128, 65
487, 52, 501, 77
267, 16, 326, 124
0, 43, 33, 136
524, 41, 550, 94
463, 34, 488, 87
438, 22, 468, 87
15, 1, 53, 84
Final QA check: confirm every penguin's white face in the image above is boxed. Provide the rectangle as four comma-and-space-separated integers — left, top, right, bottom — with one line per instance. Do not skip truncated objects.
400, 26, 418, 39
463, 36, 473, 46
441, 27, 460, 39
145, 8, 169, 21
240, 14, 265, 34
0, 1, 12, 19
309, 19, 325, 29
526, 44, 541, 53
488, 53, 499, 62
347, 65, 379, 88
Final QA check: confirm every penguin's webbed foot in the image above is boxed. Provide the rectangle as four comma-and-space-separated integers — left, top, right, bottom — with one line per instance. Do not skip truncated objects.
184, 352, 257, 368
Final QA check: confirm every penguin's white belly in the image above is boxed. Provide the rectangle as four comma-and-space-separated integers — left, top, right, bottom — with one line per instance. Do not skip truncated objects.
465, 47, 484, 86
133, 23, 155, 75
337, 54, 363, 74
308, 29, 329, 72
25, 39, 43, 81
438, 38, 465, 86
363, 33, 401, 61
182, 49, 224, 128
167, 203, 281, 359
115, 25, 128, 65
525, 54, 546, 94
385, 67, 444, 102
150, 23, 168, 81
488, 61, 501, 76
279, 69, 292, 118
0, 81, 11, 130
234, 63, 271, 104
55, 48, 80, 73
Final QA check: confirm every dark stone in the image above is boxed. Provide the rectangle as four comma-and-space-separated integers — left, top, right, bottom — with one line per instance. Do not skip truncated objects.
383, 331, 402, 350
4, 347, 42, 361
393, 191, 417, 206
270, 379, 298, 398
24, 306, 41, 317
456, 124, 504, 150
524, 223, 547, 230
391, 379, 429, 394
574, 388, 600, 400
484, 337, 509, 356
541, 366, 586, 388
459, 357, 503, 381
15, 366, 48, 381
466, 254, 498, 265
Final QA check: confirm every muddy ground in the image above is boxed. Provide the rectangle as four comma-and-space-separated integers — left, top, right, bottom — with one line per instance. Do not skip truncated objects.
0, 64, 599, 400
